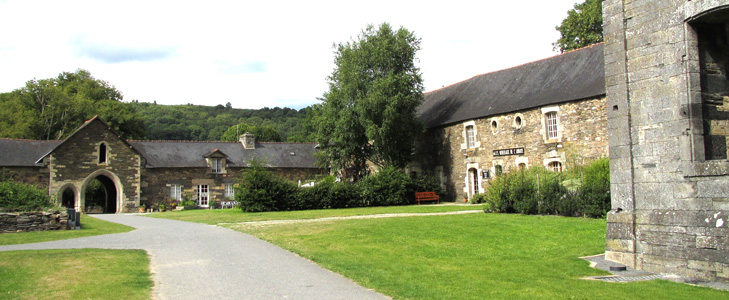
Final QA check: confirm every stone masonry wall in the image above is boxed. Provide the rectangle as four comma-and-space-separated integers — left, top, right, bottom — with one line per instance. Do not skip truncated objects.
416, 97, 607, 202
0, 210, 71, 233
49, 119, 142, 213
141, 167, 327, 208
1, 166, 50, 190
604, 0, 729, 281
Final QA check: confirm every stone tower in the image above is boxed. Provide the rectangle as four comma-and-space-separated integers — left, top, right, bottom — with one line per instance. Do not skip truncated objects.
604, 0, 729, 281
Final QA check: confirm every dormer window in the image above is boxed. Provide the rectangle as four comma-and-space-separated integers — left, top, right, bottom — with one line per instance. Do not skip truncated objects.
212, 158, 223, 174
98, 143, 107, 164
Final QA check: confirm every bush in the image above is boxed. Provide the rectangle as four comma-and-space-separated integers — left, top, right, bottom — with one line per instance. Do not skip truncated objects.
0, 181, 53, 212
358, 167, 410, 206
236, 160, 298, 212
578, 158, 610, 218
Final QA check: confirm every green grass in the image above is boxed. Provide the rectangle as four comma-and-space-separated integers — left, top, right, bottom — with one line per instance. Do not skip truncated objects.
0, 249, 152, 300
228, 213, 728, 300
147, 204, 486, 224
0, 214, 134, 246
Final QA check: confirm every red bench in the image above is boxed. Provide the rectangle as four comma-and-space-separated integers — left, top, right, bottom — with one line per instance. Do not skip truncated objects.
415, 191, 440, 205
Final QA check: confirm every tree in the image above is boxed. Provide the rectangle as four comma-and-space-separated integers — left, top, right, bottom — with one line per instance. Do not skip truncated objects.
314, 23, 425, 179
0, 69, 145, 140
219, 123, 282, 142
553, 0, 603, 53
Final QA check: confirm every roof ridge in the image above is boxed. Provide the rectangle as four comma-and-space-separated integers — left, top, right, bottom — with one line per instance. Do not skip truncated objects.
128, 140, 240, 143
424, 42, 605, 95
0, 138, 62, 142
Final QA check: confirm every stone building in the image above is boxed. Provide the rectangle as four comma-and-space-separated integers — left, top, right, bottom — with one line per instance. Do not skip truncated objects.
0, 116, 326, 213
604, 0, 729, 281
414, 43, 608, 202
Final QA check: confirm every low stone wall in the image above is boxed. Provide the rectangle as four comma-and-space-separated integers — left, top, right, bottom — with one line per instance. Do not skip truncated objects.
0, 210, 73, 233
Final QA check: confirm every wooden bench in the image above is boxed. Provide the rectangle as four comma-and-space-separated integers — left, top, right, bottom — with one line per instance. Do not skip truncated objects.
415, 191, 440, 205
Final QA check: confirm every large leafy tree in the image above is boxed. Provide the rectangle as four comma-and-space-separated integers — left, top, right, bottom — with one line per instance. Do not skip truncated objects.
0, 69, 145, 140
314, 23, 425, 179
553, 0, 603, 53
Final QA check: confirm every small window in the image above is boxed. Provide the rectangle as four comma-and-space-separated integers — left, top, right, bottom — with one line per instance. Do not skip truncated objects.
212, 158, 223, 174
99, 143, 107, 164
495, 165, 503, 176
545, 112, 559, 140
225, 184, 235, 199
548, 161, 562, 172
491, 120, 498, 133
514, 115, 523, 129
170, 184, 182, 201
518, 163, 526, 170
466, 125, 476, 148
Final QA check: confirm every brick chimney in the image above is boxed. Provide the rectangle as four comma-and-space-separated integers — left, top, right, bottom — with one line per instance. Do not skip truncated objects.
240, 133, 255, 149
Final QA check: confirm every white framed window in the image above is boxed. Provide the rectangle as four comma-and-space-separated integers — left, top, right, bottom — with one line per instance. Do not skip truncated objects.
466, 125, 476, 148
211, 158, 223, 174
170, 184, 182, 201
225, 184, 235, 199
546, 112, 559, 140
548, 161, 563, 172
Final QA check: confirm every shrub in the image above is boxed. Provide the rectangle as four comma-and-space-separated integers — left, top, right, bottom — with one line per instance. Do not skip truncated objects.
483, 174, 512, 213
577, 158, 610, 218
470, 193, 487, 204
236, 160, 298, 212
0, 181, 53, 212
358, 167, 410, 206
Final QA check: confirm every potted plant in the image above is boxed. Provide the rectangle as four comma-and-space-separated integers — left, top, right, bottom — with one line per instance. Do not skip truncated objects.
138, 204, 146, 213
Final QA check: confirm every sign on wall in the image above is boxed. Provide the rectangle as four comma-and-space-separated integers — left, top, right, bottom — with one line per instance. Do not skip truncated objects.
493, 147, 524, 157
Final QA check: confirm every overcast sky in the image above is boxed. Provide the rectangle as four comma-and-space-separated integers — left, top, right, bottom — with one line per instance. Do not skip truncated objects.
0, 0, 581, 110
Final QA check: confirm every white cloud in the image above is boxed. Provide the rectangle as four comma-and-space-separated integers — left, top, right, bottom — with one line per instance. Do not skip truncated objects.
0, 0, 580, 109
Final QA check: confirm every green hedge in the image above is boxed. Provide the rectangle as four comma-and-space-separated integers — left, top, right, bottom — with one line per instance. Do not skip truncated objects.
0, 181, 53, 212
235, 164, 443, 212
483, 158, 610, 218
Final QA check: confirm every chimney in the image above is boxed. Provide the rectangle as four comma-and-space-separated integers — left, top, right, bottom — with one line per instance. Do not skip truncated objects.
240, 133, 255, 149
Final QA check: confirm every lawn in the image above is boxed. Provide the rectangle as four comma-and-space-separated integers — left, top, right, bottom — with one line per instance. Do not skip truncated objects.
0, 214, 134, 246
225, 212, 728, 300
148, 203, 486, 224
0, 249, 152, 300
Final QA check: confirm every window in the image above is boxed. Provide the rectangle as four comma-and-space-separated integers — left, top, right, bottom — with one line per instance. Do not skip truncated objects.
518, 163, 527, 170
545, 112, 559, 140
211, 158, 223, 174
491, 120, 498, 133
170, 184, 182, 201
514, 114, 524, 129
98, 143, 107, 164
466, 125, 476, 148
548, 161, 562, 172
495, 165, 503, 176
225, 184, 235, 199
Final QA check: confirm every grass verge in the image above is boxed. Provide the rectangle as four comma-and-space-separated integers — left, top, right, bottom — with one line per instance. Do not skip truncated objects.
228, 213, 728, 300
0, 249, 152, 300
0, 214, 134, 246
147, 204, 486, 224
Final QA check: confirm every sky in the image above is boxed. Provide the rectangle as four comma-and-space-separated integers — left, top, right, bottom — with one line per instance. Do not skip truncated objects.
0, 0, 581, 110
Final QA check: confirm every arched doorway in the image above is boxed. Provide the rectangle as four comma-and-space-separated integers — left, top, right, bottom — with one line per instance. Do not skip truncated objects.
84, 175, 118, 213
61, 188, 75, 209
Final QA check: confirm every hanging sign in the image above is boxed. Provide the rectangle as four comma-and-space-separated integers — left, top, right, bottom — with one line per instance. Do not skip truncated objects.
493, 147, 524, 157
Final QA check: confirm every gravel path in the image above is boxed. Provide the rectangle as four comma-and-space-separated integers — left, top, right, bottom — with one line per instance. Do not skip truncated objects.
0, 214, 389, 300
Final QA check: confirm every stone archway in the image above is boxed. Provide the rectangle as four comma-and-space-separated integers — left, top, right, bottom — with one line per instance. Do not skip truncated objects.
58, 184, 78, 209
81, 170, 122, 214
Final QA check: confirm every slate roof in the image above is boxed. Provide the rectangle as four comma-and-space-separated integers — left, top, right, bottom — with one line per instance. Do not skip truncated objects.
0, 139, 62, 167
417, 43, 605, 128
127, 141, 320, 169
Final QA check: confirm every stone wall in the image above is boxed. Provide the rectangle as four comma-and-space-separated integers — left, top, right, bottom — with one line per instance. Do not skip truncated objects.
141, 167, 327, 208
414, 96, 607, 201
1, 166, 50, 190
48, 119, 142, 213
0, 210, 72, 233
604, 0, 729, 282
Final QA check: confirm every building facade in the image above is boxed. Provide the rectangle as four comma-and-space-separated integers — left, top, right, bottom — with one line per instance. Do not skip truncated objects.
0, 117, 326, 213
414, 43, 608, 202
604, 0, 729, 281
